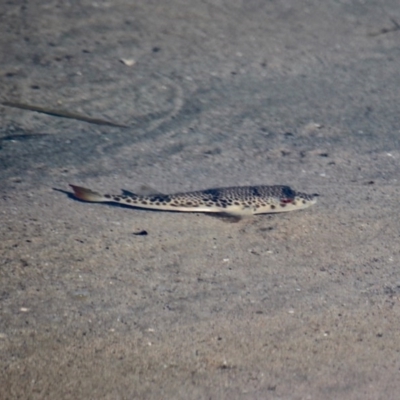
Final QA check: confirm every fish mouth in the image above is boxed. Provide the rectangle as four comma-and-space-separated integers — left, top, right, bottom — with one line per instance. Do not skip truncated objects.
291, 191, 319, 206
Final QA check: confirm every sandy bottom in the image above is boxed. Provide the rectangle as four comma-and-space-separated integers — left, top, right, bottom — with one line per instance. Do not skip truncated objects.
1, 1, 400, 399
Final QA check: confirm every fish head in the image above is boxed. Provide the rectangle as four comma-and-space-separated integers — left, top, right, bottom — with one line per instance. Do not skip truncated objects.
262, 190, 317, 213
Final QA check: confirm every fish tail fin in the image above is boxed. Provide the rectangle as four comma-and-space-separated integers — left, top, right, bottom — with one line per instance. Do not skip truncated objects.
69, 184, 107, 202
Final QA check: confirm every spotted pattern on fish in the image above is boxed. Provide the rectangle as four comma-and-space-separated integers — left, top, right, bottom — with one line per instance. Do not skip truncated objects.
69, 184, 317, 216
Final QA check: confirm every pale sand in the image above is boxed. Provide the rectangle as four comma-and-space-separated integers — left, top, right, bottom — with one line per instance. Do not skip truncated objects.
1, 1, 400, 399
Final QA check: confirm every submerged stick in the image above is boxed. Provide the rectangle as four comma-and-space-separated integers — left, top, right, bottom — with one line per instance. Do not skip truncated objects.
1, 101, 128, 128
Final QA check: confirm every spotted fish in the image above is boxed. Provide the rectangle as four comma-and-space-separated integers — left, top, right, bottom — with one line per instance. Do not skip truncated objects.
69, 184, 317, 216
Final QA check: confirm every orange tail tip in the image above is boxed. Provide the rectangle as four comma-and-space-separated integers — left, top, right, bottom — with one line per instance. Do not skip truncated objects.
69, 184, 105, 202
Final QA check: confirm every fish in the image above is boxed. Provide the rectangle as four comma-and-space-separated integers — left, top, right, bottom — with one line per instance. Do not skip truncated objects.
69, 184, 317, 217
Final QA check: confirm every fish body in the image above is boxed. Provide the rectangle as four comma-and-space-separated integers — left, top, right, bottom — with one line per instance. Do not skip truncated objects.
69, 184, 317, 216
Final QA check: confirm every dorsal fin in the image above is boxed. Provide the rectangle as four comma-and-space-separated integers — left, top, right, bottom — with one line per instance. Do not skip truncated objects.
122, 185, 165, 197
